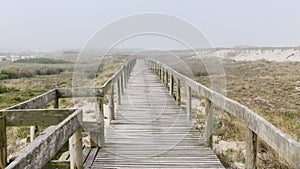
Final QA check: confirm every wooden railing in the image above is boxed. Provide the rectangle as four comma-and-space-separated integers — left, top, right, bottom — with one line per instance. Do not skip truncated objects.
146, 59, 300, 169
0, 58, 136, 169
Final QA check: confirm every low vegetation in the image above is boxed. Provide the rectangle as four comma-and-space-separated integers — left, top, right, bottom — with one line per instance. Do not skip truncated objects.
190, 58, 299, 168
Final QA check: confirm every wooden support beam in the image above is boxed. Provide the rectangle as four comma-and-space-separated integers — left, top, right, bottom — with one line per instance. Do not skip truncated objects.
123, 69, 127, 89
117, 78, 121, 105
1, 109, 75, 126
176, 79, 181, 105
170, 75, 174, 98
108, 85, 115, 123
69, 128, 83, 169
57, 88, 104, 98
162, 69, 165, 84
30, 126, 37, 142
159, 66, 162, 79
204, 98, 213, 148
120, 73, 124, 95
91, 97, 105, 148
165, 72, 169, 90
246, 128, 257, 169
0, 115, 7, 169
186, 86, 192, 120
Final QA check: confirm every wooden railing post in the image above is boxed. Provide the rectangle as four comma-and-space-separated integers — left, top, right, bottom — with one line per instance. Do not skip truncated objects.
170, 75, 174, 97
165, 71, 169, 90
108, 85, 115, 123
162, 69, 165, 84
176, 79, 181, 105
120, 73, 124, 95
69, 128, 83, 169
91, 97, 105, 148
123, 68, 127, 89
186, 86, 191, 120
0, 115, 7, 168
30, 126, 37, 142
159, 66, 162, 80
246, 129, 258, 169
204, 98, 213, 148
117, 78, 121, 105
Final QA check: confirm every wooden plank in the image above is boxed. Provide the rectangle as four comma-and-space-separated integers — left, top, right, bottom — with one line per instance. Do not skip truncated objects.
83, 148, 98, 168
82, 146, 91, 163
0, 115, 7, 169
1, 109, 75, 126
5, 89, 56, 110
57, 87, 104, 98
5, 109, 82, 169
69, 128, 83, 169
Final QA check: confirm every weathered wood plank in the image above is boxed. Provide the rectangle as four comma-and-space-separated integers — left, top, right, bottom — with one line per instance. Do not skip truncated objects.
5, 109, 82, 169
57, 87, 104, 98
0, 115, 7, 169
83, 148, 98, 168
1, 109, 76, 126
5, 89, 56, 110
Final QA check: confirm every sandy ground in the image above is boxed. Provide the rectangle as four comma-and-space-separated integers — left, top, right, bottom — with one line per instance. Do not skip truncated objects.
194, 48, 300, 62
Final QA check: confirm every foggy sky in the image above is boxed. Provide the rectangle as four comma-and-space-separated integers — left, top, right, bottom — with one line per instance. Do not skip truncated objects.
0, 0, 300, 50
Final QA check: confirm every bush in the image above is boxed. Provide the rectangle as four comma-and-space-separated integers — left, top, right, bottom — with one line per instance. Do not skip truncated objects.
0, 70, 18, 80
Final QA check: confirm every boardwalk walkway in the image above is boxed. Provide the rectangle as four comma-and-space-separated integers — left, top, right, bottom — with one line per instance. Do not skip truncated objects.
89, 60, 224, 168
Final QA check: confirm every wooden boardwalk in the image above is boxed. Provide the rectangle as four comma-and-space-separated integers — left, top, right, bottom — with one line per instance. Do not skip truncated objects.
88, 60, 224, 168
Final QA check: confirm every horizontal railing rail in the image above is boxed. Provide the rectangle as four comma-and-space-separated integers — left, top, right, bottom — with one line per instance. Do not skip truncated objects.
0, 58, 136, 169
146, 59, 300, 169
2, 109, 83, 169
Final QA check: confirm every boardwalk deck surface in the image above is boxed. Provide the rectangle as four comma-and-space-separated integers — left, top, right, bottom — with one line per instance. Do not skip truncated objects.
88, 59, 224, 168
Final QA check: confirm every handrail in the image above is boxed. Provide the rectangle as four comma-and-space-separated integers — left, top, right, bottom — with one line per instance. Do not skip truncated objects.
0, 58, 136, 169
146, 59, 300, 169
4, 109, 83, 169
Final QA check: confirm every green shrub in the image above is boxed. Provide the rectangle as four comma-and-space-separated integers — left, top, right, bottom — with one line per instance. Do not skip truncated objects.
0, 70, 18, 80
